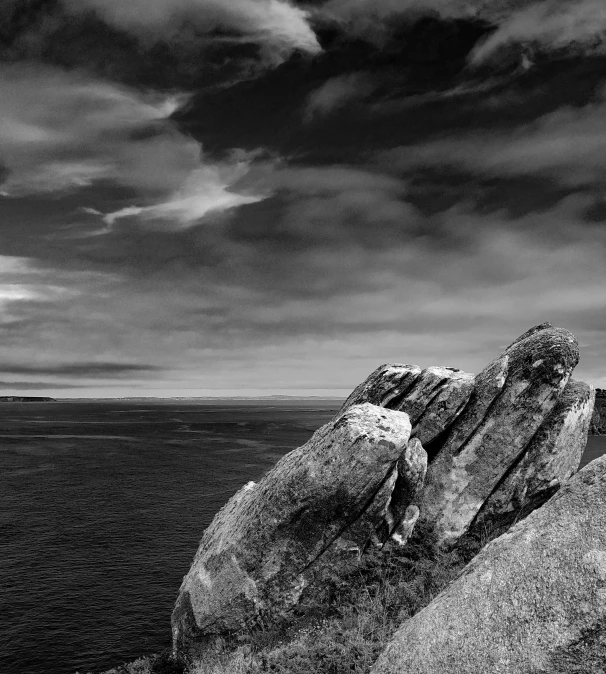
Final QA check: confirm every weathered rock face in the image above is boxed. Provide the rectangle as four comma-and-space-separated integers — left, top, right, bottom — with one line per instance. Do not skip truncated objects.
337, 364, 474, 446
473, 378, 594, 527
418, 324, 579, 547
336, 364, 422, 415
172, 404, 426, 654
412, 369, 474, 446
591, 393, 606, 435
372, 453, 606, 674
371, 437, 427, 547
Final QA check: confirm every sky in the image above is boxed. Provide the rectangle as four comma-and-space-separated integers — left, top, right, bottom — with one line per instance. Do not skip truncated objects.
1, 0, 606, 397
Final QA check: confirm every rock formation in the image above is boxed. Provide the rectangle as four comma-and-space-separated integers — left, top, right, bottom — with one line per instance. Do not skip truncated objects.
472, 378, 594, 528
336, 364, 474, 446
372, 453, 606, 674
418, 323, 579, 547
172, 403, 426, 654
172, 322, 597, 660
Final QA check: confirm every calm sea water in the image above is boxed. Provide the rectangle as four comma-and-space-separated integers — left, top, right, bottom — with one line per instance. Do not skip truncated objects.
1, 401, 605, 674
0, 401, 339, 674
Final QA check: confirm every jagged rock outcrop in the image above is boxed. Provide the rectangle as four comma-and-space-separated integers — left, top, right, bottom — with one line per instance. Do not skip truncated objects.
372, 453, 606, 674
172, 403, 426, 654
472, 378, 594, 527
336, 364, 421, 415
173, 322, 596, 663
337, 364, 474, 446
419, 323, 579, 547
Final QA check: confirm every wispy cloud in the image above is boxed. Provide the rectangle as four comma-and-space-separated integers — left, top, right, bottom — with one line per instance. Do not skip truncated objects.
0, 63, 273, 230
380, 88, 606, 186
0, 362, 161, 377
0, 381, 82, 390
63, 0, 321, 61
103, 157, 267, 228
0, 64, 198, 197
304, 73, 376, 121
470, 0, 606, 64
317, 0, 474, 23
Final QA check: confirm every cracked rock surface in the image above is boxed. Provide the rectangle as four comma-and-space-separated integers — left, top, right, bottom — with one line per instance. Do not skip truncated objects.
171, 403, 426, 654
336, 364, 474, 446
372, 453, 606, 674
418, 323, 579, 547
473, 378, 595, 527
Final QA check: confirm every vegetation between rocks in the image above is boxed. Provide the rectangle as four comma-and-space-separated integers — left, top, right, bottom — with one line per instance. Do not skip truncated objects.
101, 506, 534, 674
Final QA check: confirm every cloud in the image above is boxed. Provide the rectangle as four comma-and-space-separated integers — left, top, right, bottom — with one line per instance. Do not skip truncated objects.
0, 362, 160, 377
380, 89, 606, 186
304, 73, 376, 121
470, 0, 606, 64
103, 158, 267, 228
316, 0, 606, 66
62, 0, 321, 60
0, 64, 199, 196
0, 381, 82, 390
0, 63, 271, 230
2, 166, 606, 392
317, 0, 473, 23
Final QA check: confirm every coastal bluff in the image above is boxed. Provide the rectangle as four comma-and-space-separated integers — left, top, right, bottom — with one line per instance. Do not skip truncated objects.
0, 396, 56, 402
171, 323, 599, 671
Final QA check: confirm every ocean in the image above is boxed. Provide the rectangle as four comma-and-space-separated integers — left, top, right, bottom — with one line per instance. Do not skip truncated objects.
1, 400, 604, 674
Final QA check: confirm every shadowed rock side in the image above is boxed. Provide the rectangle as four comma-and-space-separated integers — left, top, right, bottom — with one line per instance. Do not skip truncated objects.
336, 364, 474, 446
172, 404, 427, 655
355, 437, 427, 549
473, 378, 595, 527
372, 453, 606, 674
418, 324, 579, 548
591, 392, 606, 435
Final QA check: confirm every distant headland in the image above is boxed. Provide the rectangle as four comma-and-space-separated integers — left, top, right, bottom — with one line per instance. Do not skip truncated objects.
0, 396, 56, 402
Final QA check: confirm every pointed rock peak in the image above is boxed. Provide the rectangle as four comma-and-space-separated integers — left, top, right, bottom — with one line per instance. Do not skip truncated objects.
506, 321, 555, 349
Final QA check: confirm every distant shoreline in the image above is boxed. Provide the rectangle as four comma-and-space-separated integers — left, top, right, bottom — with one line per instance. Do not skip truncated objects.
0, 396, 56, 402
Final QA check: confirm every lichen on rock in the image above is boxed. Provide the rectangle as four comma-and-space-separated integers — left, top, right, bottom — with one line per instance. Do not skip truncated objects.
371, 453, 606, 674
418, 323, 579, 547
172, 403, 426, 655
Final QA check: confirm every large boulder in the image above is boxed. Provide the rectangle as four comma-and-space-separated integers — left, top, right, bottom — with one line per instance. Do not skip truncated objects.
172, 403, 426, 654
473, 378, 595, 527
337, 364, 474, 446
419, 323, 579, 547
372, 453, 606, 674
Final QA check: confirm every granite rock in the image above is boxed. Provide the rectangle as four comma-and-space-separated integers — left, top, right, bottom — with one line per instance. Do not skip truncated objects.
372, 453, 606, 674
337, 364, 473, 446
419, 323, 579, 547
473, 378, 594, 526
172, 403, 425, 654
